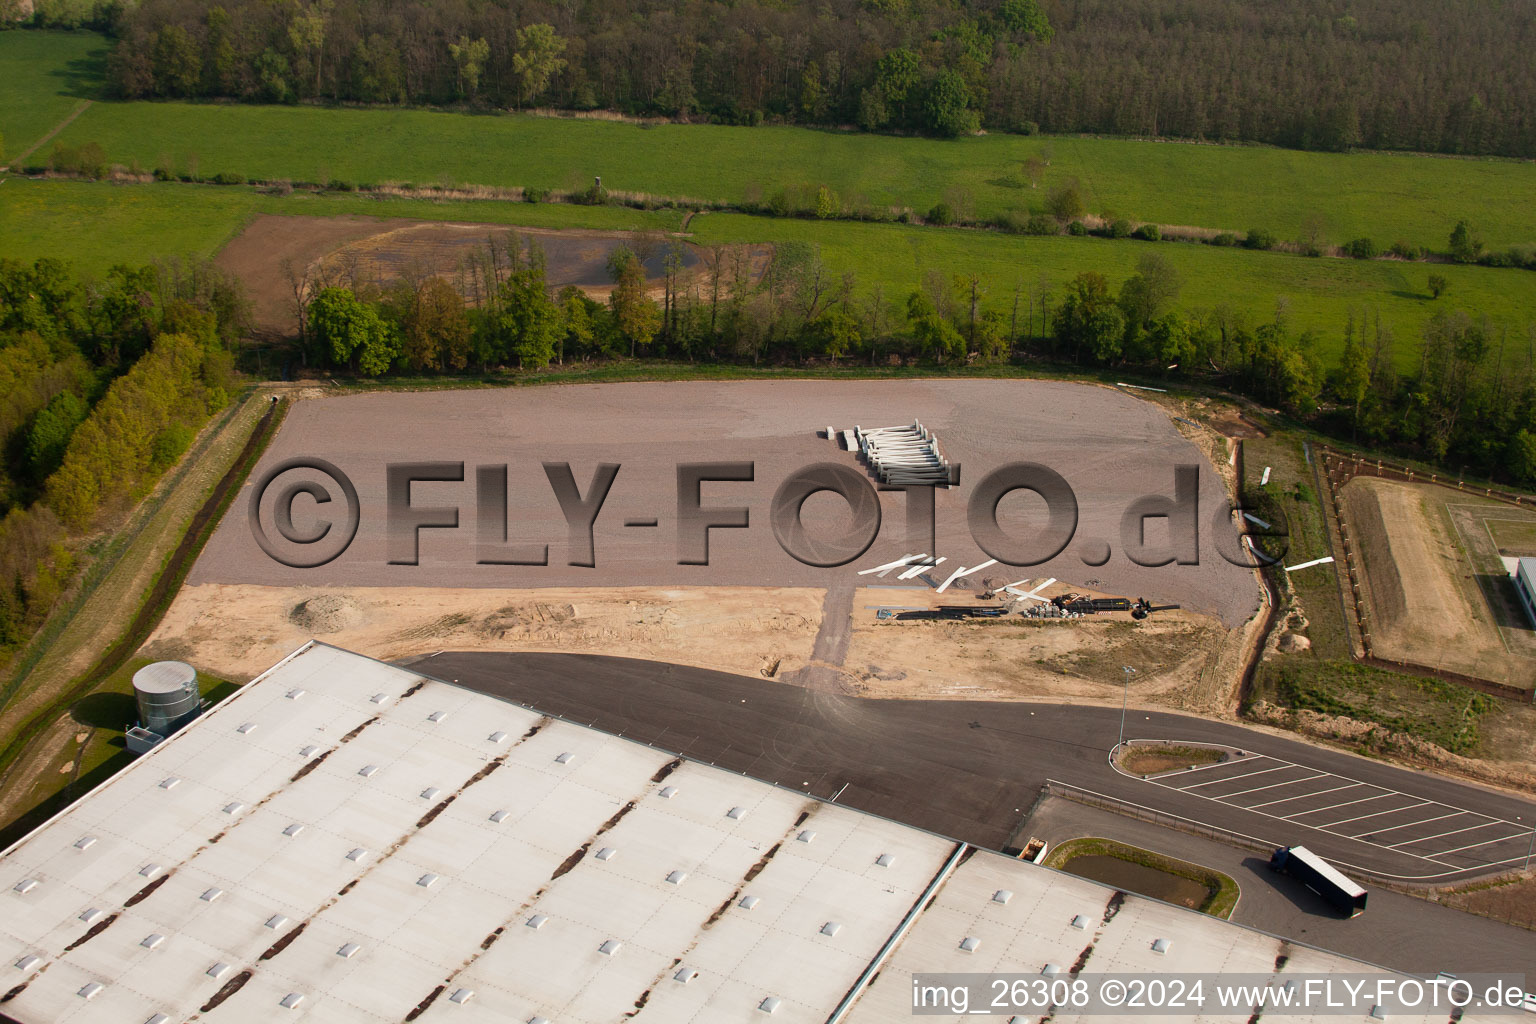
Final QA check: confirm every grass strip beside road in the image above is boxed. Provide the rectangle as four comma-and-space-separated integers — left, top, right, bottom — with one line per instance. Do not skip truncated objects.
0, 394, 285, 836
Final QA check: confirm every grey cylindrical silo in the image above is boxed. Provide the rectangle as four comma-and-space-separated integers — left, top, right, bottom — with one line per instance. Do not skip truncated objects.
133, 661, 201, 735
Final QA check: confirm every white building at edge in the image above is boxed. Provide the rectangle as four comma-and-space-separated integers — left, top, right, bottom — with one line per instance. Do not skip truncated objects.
0, 642, 1505, 1024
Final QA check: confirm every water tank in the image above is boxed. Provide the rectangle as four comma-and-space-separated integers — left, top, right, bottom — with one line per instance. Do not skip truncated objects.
133, 661, 201, 736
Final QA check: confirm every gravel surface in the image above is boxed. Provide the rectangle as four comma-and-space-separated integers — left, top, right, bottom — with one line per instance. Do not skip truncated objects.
192, 379, 1260, 626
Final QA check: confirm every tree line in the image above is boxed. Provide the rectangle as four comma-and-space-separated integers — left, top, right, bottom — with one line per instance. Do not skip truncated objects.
60, 0, 1534, 156
294, 233, 1536, 488
0, 257, 245, 654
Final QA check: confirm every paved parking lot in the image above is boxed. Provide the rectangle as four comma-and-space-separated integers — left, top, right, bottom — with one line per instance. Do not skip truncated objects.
1141, 753, 1536, 874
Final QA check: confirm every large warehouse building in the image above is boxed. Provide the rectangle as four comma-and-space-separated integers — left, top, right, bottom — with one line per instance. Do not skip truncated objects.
0, 643, 1497, 1023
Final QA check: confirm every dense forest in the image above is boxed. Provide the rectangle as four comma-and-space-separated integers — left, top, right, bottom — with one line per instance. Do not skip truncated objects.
35, 0, 1529, 157
289, 230, 1536, 488
0, 257, 245, 650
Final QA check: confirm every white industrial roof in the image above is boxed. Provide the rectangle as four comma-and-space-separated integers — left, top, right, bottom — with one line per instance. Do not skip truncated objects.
0, 643, 1495, 1024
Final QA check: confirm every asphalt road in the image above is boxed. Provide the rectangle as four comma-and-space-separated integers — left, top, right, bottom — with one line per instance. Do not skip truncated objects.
1026, 797, 1534, 977
410, 651, 1536, 883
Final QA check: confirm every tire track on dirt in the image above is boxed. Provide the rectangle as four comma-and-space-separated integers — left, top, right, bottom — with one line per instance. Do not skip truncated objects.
5, 99, 93, 170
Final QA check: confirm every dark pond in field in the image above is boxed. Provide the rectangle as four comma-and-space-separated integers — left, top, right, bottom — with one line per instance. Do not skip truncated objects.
1059, 855, 1211, 909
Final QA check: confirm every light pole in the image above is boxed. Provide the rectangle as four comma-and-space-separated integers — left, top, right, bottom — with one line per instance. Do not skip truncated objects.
1117, 666, 1137, 757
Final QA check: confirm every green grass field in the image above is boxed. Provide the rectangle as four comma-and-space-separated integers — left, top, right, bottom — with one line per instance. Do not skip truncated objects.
689, 213, 1534, 368
2, 177, 1528, 370
0, 30, 105, 164
0, 177, 682, 275
35, 93, 1536, 252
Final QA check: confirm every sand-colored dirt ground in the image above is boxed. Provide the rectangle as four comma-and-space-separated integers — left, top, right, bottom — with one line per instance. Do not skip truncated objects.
1344, 477, 1535, 687
142, 584, 824, 683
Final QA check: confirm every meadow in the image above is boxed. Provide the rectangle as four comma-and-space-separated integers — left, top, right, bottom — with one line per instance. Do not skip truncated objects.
29, 91, 1536, 252
0, 178, 681, 274
690, 213, 1535, 368
0, 30, 104, 165
4, 175, 1528, 372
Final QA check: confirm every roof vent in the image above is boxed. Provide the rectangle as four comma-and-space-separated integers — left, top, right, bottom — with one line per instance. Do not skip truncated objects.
554, 752, 575, 764
283, 823, 304, 837
285, 688, 305, 700
1151, 938, 1170, 954
266, 915, 289, 929
13, 879, 38, 894
428, 711, 448, 723
738, 894, 761, 910
223, 802, 245, 815
346, 849, 368, 863
358, 764, 380, 778
146, 1015, 171, 1024
338, 943, 361, 959
449, 989, 474, 1004
599, 939, 622, 956
1070, 914, 1089, 929
298, 745, 319, 758
489, 810, 511, 823
141, 934, 166, 950
488, 731, 509, 745
820, 922, 842, 937
758, 996, 782, 1014
959, 936, 981, 952
595, 847, 617, 861
79, 908, 103, 923
1042, 964, 1061, 976
659, 786, 678, 799
528, 1018, 550, 1024
73, 836, 97, 850
417, 873, 440, 888
201, 888, 223, 902
139, 863, 161, 878
159, 777, 181, 790
675, 967, 698, 984
369, 693, 390, 705
526, 914, 549, 930
665, 870, 688, 885
13, 955, 40, 972
421, 787, 442, 800
207, 963, 230, 979
727, 806, 747, 820
993, 889, 1014, 904
1369, 1006, 1387, 1021
875, 853, 896, 868
78, 982, 104, 1000
796, 830, 816, 843
237, 723, 258, 735
280, 993, 305, 1009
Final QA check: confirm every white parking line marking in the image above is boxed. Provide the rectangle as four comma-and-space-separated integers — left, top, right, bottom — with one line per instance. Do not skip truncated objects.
1246, 782, 1363, 810
1318, 800, 1431, 830
1178, 764, 1292, 790
1223, 773, 1329, 799
1286, 791, 1392, 818
1387, 819, 1499, 848
1138, 755, 1533, 873
1432, 833, 1529, 857
1368, 811, 1466, 838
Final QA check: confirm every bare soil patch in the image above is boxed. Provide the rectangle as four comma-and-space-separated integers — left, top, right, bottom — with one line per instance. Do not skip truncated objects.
846, 583, 1242, 713
1343, 478, 1534, 687
143, 583, 824, 683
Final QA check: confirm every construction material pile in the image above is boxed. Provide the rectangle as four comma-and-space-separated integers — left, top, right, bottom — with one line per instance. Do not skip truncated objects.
849, 421, 954, 486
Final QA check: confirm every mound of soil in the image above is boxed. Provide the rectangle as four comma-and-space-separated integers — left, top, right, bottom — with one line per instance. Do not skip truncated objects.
289, 594, 366, 633
1276, 632, 1312, 653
